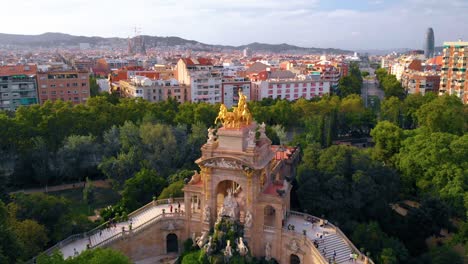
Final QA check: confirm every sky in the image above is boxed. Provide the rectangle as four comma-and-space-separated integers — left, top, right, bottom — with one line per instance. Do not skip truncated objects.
1, 0, 468, 50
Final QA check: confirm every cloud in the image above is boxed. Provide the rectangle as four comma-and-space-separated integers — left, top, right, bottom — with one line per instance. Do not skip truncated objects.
0, 0, 467, 50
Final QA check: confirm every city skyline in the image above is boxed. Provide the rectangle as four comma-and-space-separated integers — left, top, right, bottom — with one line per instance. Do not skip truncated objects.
1, 0, 468, 50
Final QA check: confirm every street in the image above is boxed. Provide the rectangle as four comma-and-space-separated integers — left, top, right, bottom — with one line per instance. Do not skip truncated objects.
360, 64, 384, 108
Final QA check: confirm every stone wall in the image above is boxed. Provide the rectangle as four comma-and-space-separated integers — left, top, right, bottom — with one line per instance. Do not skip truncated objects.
107, 217, 188, 262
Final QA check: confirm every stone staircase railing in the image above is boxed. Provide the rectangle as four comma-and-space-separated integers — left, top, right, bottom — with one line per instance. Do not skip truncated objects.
30, 197, 185, 263
92, 212, 185, 249
282, 227, 328, 264
287, 210, 374, 264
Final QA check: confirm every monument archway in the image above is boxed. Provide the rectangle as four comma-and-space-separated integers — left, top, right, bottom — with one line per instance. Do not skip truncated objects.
290, 254, 301, 264
264, 205, 276, 227
166, 233, 178, 253
216, 180, 245, 220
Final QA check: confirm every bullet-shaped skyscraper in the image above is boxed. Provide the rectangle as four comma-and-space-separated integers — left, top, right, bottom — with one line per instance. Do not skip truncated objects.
425, 28, 435, 59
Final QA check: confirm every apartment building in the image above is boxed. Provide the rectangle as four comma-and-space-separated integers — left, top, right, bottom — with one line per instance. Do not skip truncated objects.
221, 77, 251, 108
254, 74, 331, 101
36, 70, 90, 105
401, 71, 440, 95
119, 76, 161, 102
0, 64, 39, 111
119, 77, 190, 103
156, 79, 191, 103
439, 41, 468, 103
176, 58, 223, 104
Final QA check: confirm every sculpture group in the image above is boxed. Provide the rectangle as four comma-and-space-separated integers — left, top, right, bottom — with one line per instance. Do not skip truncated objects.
215, 90, 252, 129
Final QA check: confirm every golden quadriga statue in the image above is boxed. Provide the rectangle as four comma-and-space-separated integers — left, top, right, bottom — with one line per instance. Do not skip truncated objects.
215, 90, 252, 129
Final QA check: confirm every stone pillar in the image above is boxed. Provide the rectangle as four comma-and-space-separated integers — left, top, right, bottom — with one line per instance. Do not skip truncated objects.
201, 166, 213, 232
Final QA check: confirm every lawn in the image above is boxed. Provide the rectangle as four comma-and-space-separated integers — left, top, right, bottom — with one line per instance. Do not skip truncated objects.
50, 187, 121, 217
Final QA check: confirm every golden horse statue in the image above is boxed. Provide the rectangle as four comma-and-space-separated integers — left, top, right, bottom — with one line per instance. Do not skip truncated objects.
215, 90, 252, 128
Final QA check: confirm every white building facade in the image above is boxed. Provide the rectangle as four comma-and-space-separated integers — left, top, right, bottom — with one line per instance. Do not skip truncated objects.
255, 77, 331, 101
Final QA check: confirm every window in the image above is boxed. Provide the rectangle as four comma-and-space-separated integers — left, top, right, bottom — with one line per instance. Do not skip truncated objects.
41, 85, 47, 88
82, 83, 87, 87
82, 90, 87, 93
67, 91, 71, 94
3, 93, 8, 97
51, 91, 56, 95
50, 84, 56, 88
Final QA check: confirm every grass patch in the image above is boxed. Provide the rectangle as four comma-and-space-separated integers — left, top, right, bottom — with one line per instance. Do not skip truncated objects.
50, 187, 121, 217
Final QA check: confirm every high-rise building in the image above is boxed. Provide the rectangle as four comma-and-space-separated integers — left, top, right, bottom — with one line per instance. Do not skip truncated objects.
176, 58, 223, 104
439, 41, 468, 104
243, 47, 252, 58
425, 28, 435, 59
0, 65, 39, 111
221, 77, 251, 108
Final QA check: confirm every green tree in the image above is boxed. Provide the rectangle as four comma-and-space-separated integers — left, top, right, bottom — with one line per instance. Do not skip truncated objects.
158, 180, 185, 199
0, 201, 23, 263
83, 177, 95, 214
380, 97, 402, 126
12, 219, 49, 259
427, 245, 463, 264
338, 75, 361, 97
57, 135, 100, 181
416, 94, 466, 135
297, 145, 399, 225
370, 121, 403, 165
351, 222, 408, 264
401, 93, 436, 129
30, 136, 53, 186
140, 123, 177, 175
99, 147, 141, 187
397, 132, 467, 214
89, 76, 100, 97
37, 248, 131, 264
120, 168, 166, 211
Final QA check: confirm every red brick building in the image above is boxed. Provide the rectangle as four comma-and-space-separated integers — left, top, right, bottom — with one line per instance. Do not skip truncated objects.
36, 70, 90, 105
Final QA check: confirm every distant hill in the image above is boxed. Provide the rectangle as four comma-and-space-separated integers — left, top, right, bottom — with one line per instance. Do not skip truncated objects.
0, 32, 352, 54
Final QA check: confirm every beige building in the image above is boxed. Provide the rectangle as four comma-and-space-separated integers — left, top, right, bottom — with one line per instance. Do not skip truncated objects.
119, 77, 190, 103
439, 41, 468, 103
119, 76, 162, 102
176, 58, 223, 103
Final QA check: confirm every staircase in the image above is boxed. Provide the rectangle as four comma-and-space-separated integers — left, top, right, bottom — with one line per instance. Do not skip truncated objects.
32, 198, 185, 262
285, 211, 372, 264
316, 233, 352, 264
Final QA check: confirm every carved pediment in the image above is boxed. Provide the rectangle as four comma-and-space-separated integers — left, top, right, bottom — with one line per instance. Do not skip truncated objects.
160, 220, 182, 231
288, 238, 304, 254
199, 157, 254, 171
